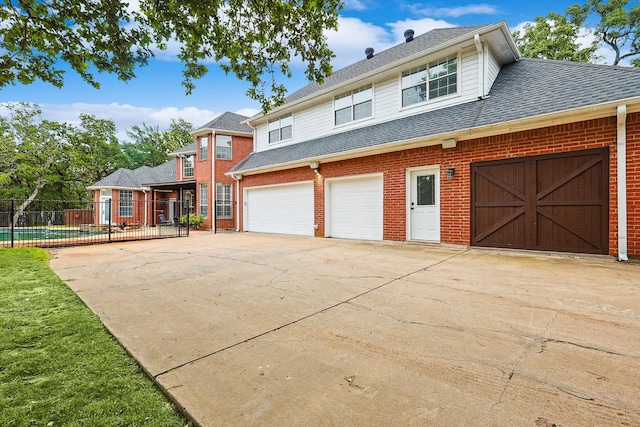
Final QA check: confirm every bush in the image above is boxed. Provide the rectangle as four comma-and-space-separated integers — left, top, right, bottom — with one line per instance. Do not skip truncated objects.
180, 213, 205, 229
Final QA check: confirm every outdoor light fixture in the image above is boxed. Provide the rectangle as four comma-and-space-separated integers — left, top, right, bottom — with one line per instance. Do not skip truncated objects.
441, 138, 457, 149
446, 167, 455, 179
310, 161, 320, 175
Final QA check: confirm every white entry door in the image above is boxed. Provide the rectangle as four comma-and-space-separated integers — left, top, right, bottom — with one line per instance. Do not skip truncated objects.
410, 169, 440, 241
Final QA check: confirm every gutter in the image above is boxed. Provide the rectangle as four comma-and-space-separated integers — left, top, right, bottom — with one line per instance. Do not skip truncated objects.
617, 105, 628, 261
228, 96, 640, 176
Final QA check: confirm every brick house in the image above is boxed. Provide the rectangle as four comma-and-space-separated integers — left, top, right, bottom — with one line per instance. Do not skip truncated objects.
229, 21, 640, 259
89, 112, 253, 230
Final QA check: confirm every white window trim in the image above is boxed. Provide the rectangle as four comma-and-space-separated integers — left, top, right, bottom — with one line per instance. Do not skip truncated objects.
399, 52, 460, 110
199, 135, 208, 160
216, 183, 233, 219
199, 182, 208, 218
215, 134, 232, 160
334, 84, 374, 128
268, 113, 293, 144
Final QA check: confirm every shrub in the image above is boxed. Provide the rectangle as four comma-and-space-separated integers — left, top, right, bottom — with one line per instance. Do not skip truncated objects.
180, 213, 205, 229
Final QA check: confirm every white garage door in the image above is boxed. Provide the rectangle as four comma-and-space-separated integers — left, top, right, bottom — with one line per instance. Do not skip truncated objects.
244, 182, 314, 236
327, 175, 383, 240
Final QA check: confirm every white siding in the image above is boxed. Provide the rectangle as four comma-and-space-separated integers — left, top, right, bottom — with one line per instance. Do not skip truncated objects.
253, 49, 483, 154
486, 47, 501, 92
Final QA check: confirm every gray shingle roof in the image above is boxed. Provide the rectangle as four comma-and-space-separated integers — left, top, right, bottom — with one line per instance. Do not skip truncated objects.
285, 25, 488, 104
90, 159, 177, 189
172, 142, 197, 155
230, 58, 640, 173
195, 111, 252, 134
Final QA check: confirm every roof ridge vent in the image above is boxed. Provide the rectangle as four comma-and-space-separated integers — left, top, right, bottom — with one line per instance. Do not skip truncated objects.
404, 29, 414, 42
365, 47, 374, 59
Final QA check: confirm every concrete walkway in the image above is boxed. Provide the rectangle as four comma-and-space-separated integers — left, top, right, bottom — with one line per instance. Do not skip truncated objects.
50, 232, 640, 426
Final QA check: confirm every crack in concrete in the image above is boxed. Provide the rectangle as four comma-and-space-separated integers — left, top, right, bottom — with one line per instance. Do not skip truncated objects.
152, 249, 470, 380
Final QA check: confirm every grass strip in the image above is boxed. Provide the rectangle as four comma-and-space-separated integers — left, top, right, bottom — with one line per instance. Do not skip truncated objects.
0, 248, 191, 426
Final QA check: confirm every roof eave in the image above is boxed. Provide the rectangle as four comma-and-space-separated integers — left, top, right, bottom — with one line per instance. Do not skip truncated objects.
231, 96, 640, 176
248, 21, 514, 125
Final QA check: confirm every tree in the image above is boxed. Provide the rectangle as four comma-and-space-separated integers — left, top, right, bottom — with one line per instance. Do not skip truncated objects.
67, 114, 130, 200
0, 0, 343, 112
514, 0, 640, 66
0, 103, 70, 225
513, 9, 601, 62
579, 0, 640, 66
122, 119, 194, 168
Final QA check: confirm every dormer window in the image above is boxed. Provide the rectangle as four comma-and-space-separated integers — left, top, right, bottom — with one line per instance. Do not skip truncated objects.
334, 84, 373, 126
268, 114, 293, 143
402, 54, 458, 107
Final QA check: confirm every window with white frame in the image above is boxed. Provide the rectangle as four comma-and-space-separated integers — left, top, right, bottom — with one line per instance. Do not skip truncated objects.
268, 114, 292, 143
216, 183, 232, 219
216, 134, 232, 159
334, 84, 373, 126
183, 155, 194, 178
402, 54, 457, 107
199, 182, 208, 218
199, 136, 208, 160
119, 190, 133, 217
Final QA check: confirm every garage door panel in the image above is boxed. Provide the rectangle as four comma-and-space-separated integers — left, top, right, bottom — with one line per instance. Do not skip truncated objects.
245, 183, 314, 236
472, 148, 608, 254
328, 176, 383, 241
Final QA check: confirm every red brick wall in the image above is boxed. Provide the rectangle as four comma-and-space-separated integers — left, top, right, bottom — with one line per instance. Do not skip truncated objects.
238, 113, 639, 258
195, 134, 212, 229
214, 135, 254, 230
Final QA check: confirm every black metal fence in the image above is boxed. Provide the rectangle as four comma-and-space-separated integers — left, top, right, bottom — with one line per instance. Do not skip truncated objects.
0, 199, 189, 248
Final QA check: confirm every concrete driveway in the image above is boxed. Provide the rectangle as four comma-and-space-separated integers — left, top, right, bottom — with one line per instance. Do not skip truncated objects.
49, 232, 640, 426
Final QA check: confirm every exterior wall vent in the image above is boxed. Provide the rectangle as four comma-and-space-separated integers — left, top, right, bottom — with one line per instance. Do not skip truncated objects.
365, 47, 374, 59
404, 29, 415, 42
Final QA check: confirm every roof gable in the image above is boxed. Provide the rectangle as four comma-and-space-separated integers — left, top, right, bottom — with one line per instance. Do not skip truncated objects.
90, 158, 177, 189
231, 59, 640, 174
194, 111, 252, 134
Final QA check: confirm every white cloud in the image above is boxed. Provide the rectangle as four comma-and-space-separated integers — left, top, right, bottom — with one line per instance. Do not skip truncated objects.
405, 3, 500, 18
325, 17, 396, 69
343, 0, 368, 11
33, 103, 220, 141
386, 18, 456, 44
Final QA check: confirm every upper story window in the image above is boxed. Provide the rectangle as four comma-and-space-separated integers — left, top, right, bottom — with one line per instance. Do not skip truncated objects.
216, 134, 232, 160
402, 54, 458, 107
183, 155, 194, 178
334, 84, 373, 126
268, 114, 292, 143
199, 136, 208, 160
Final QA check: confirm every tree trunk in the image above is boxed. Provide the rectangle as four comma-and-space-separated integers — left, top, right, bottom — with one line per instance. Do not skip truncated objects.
12, 176, 46, 227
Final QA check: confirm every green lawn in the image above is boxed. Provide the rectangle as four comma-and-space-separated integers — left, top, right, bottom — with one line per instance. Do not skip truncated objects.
0, 248, 191, 426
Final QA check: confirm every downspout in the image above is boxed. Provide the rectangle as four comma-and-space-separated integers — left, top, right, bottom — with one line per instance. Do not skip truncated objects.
142, 190, 148, 225
474, 34, 485, 99
231, 174, 242, 232
617, 105, 628, 261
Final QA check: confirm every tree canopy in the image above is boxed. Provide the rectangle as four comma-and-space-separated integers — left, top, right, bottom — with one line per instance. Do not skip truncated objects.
0, 0, 343, 112
0, 102, 194, 209
514, 0, 640, 66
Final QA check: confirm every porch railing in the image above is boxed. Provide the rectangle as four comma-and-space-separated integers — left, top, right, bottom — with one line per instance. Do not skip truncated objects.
0, 199, 190, 248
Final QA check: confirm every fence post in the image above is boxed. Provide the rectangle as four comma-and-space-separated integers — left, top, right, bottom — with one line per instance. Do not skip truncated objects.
214, 198, 217, 234
10, 198, 15, 248
107, 198, 112, 243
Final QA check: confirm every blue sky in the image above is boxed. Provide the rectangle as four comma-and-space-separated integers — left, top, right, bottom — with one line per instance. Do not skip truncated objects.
0, 1, 613, 140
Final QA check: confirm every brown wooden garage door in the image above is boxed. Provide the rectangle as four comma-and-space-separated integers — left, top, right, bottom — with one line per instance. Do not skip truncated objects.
471, 148, 609, 254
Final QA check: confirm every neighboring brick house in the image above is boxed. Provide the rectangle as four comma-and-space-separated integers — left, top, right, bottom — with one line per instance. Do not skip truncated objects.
89, 112, 253, 231
229, 21, 640, 259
